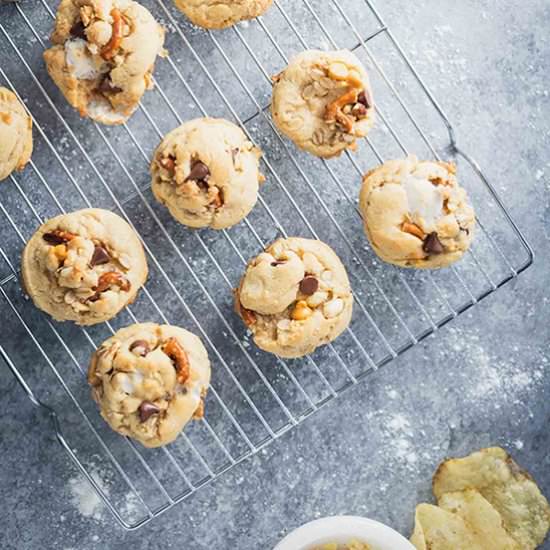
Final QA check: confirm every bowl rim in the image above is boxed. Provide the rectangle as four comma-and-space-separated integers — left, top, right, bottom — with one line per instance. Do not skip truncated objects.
273, 515, 416, 550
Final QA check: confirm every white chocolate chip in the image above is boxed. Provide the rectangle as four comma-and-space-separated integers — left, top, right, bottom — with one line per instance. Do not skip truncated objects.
118, 253, 132, 270
306, 290, 328, 308
277, 319, 291, 330
321, 270, 333, 282
323, 298, 344, 318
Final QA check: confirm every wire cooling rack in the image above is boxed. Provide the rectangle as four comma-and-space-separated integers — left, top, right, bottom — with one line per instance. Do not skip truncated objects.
0, 0, 533, 530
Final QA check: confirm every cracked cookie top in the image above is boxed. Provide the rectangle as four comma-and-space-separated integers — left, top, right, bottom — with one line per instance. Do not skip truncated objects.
0, 87, 33, 182
271, 49, 375, 159
21, 208, 148, 325
359, 155, 476, 269
88, 323, 211, 448
174, 0, 273, 29
151, 118, 264, 230
235, 237, 353, 358
43, 0, 165, 125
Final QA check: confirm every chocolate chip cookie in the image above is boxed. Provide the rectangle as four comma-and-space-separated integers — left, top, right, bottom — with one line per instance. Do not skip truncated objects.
234, 237, 353, 358
272, 49, 375, 158
43, 0, 165, 125
0, 87, 33, 182
88, 323, 211, 448
151, 118, 264, 230
359, 156, 475, 269
174, 0, 273, 29
21, 208, 148, 325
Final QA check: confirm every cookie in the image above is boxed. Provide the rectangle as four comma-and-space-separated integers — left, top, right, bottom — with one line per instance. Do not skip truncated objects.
174, 0, 273, 29
234, 237, 353, 358
151, 118, 264, 230
359, 155, 475, 269
21, 208, 148, 325
271, 49, 375, 158
88, 323, 211, 448
0, 87, 33, 182
43, 0, 165, 125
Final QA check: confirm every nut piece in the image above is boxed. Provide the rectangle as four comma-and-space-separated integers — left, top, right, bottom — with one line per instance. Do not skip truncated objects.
162, 337, 190, 384
101, 9, 123, 60
325, 89, 358, 133
402, 221, 425, 240
291, 300, 313, 321
129, 339, 150, 357
159, 156, 175, 173
42, 230, 76, 245
323, 298, 344, 319
95, 271, 131, 293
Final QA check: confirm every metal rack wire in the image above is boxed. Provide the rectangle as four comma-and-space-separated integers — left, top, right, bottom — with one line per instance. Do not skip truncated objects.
0, 0, 533, 530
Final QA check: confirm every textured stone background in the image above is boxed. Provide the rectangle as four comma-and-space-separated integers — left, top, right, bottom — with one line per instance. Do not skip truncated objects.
1, 0, 549, 548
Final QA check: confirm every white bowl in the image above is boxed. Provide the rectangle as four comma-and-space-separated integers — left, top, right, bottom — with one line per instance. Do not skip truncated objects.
274, 516, 415, 550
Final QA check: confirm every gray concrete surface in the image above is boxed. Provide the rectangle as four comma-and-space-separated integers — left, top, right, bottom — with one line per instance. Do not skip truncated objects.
1, 0, 549, 548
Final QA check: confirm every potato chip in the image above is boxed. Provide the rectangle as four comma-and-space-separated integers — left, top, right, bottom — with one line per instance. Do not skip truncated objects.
433, 447, 550, 549
410, 503, 485, 550
438, 489, 520, 549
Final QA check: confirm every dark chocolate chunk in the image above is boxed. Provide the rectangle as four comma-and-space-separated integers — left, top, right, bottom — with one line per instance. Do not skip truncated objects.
357, 90, 372, 109
129, 340, 150, 357
70, 20, 87, 40
43, 232, 65, 245
185, 160, 210, 183
97, 76, 122, 94
90, 245, 111, 267
299, 276, 319, 295
138, 401, 160, 422
422, 232, 444, 255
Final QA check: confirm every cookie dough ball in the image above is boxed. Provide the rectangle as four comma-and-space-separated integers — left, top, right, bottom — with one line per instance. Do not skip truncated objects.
88, 323, 211, 448
234, 237, 353, 358
174, 0, 273, 29
272, 49, 375, 158
0, 87, 33, 182
22, 208, 148, 325
359, 155, 475, 269
43, 0, 165, 125
151, 118, 264, 230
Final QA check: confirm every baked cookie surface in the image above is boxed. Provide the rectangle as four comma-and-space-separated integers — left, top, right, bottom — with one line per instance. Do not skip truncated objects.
174, 0, 273, 29
88, 323, 211, 448
359, 155, 475, 269
0, 87, 33, 182
272, 49, 375, 158
234, 237, 353, 358
43, 0, 165, 125
21, 208, 148, 325
151, 118, 263, 230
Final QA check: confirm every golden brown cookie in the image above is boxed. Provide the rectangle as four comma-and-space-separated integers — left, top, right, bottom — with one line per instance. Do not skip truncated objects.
272, 49, 375, 158
151, 118, 264, 230
235, 237, 353, 358
359, 155, 475, 269
0, 87, 33, 182
43, 0, 165, 125
174, 0, 273, 29
88, 323, 211, 448
22, 208, 148, 325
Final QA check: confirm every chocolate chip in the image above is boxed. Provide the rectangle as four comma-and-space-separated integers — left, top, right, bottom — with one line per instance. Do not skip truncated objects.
185, 160, 210, 183
97, 76, 122, 94
138, 401, 159, 422
43, 232, 64, 245
299, 276, 319, 295
129, 340, 150, 357
90, 245, 111, 267
422, 232, 444, 255
70, 20, 87, 40
271, 260, 286, 267
357, 90, 372, 109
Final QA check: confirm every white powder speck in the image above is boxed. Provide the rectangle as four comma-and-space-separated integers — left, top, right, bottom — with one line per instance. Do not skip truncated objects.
68, 467, 108, 521
535, 169, 544, 180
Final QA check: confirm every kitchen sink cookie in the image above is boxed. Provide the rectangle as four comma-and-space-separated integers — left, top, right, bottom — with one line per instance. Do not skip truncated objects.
88, 323, 211, 448
271, 49, 375, 158
359, 155, 475, 269
174, 0, 273, 29
0, 87, 33, 182
151, 118, 264, 230
43, 0, 165, 125
22, 208, 148, 325
234, 237, 353, 358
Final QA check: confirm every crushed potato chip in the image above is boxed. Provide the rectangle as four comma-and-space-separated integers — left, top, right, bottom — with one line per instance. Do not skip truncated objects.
312, 541, 371, 550
433, 447, 550, 549
438, 489, 520, 549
